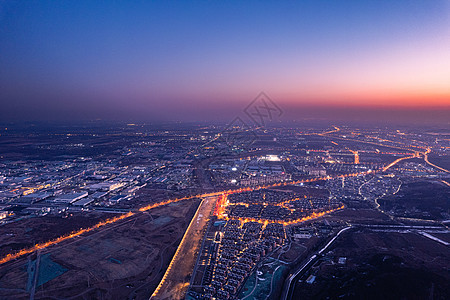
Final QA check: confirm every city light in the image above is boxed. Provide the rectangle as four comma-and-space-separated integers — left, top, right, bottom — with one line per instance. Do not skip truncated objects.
0, 148, 429, 266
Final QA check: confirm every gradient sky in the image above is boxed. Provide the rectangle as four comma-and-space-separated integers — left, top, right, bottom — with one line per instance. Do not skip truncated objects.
0, 0, 449, 123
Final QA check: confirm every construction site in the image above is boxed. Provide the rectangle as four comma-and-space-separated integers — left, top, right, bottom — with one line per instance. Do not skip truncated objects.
0, 199, 200, 300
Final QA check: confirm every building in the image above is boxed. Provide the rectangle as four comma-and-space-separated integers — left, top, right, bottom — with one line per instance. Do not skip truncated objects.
53, 192, 88, 204
72, 197, 96, 207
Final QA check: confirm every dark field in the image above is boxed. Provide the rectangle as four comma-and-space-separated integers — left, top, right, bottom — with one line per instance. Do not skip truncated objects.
293, 230, 450, 300
428, 153, 450, 171
379, 181, 450, 220
0, 213, 109, 257
0, 199, 200, 300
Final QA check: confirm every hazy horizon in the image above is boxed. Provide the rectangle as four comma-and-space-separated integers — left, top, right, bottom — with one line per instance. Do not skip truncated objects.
1, 1, 449, 124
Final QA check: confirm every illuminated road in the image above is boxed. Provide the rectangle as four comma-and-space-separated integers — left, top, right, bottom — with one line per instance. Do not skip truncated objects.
321, 131, 423, 153
441, 180, 450, 187
219, 204, 345, 226
318, 126, 340, 136
0, 212, 133, 265
424, 149, 450, 173
0, 175, 390, 264
150, 195, 218, 300
0, 147, 415, 266
382, 152, 418, 172
418, 231, 450, 246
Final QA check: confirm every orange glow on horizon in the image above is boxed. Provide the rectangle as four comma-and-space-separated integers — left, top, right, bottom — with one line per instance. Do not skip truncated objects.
279, 92, 450, 109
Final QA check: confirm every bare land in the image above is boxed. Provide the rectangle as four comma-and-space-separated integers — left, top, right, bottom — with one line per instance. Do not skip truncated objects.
152, 196, 218, 300
292, 230, 450, 299
0, 199, 200, 300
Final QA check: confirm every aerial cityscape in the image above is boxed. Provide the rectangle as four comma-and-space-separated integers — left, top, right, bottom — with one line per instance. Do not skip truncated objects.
0, 1, 449, 300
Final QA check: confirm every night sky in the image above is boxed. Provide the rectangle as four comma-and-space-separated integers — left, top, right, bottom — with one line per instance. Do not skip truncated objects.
1, 1, 449, 123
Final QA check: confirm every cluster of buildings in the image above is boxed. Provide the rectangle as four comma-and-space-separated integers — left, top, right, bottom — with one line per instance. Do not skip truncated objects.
240, 157, 290, 186
228, 189, 294, 205
0, 159, 153, 222
0, 126, 206, 223
204, 220, 285, 299
225, 189, 342, 222
394, 161, 446, 178
208, 156, 291, 188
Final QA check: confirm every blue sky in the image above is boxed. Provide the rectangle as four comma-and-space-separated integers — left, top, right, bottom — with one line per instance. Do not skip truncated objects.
1, 1, 449, 122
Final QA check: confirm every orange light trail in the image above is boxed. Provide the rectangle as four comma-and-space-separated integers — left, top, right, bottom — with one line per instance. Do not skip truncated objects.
215, 190, 344, 226
220, 205, 345, 226
424, 148, 450, 173
213, 194, 228, 217
150, 195, 208, 298
382, 152, 419, 172
0, 212, 133, 265
318, 126, 340, 136
0, 148, 417, 265
345, 147, 359, 164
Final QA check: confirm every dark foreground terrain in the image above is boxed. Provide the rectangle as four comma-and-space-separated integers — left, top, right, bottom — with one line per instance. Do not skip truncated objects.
292, 230, 450, 300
